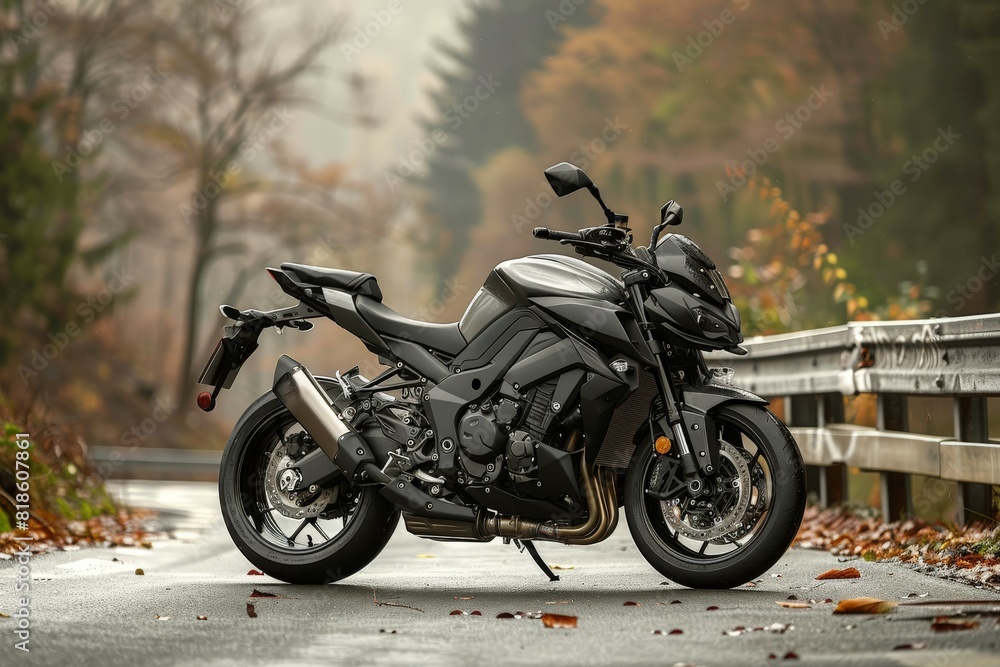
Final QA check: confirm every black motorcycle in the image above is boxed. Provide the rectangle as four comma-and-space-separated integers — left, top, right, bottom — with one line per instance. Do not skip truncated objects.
197, 162, 806, 588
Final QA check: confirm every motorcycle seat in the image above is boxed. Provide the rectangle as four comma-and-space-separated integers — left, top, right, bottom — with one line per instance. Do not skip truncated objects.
281, 262, 383, 302
355, 296, 466, 356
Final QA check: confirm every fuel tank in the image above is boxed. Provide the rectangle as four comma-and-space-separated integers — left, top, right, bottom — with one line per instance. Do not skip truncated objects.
459, 255, 625, 340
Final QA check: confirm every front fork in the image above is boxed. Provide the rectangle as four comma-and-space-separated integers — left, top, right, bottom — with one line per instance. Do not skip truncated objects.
624, 273, 708, 489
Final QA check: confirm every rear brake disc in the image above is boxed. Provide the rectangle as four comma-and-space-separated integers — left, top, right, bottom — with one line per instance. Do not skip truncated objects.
264, 443, 335, 519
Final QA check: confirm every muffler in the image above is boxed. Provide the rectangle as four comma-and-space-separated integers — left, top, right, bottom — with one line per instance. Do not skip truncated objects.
272, 354, 376, 480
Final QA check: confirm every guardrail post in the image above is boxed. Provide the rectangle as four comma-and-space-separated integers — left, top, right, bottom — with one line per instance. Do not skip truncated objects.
953, 396, 994, 524
787, 395, 826, 505
877, 394, 912, 520
818, 394, 848, 507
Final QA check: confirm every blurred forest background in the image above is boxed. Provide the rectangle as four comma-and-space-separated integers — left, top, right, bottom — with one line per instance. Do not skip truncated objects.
1, 0, 999, 528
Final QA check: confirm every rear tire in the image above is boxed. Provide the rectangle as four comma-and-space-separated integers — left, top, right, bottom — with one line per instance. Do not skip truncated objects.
219, 388, 398, 584
625, 403, 805, 589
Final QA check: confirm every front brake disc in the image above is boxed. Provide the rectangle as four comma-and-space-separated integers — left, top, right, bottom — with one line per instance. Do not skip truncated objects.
658, 441, 752, 542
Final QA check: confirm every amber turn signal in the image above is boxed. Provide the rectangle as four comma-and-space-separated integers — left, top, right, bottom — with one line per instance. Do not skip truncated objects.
654, 436, 672, 454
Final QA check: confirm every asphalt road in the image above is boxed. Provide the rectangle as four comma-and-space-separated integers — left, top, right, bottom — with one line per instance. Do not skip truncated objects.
1, 481, 998, 667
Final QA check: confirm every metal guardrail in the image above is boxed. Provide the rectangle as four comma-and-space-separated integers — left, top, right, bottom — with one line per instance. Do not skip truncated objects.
90, 446, 221, 481
705, 313, 1000, 524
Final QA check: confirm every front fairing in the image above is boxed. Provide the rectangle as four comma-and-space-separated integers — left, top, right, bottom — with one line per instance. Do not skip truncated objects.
647, 234, 742, 350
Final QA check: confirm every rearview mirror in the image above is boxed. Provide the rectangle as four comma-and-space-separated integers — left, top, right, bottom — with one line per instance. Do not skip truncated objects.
659, 200, 683, 226
544, 162, 594, 197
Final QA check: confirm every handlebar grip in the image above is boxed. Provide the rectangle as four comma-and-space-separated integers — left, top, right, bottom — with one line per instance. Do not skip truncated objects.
533, 227, 584, 242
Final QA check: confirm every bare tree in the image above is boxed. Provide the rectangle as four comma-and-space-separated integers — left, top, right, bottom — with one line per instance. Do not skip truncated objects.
125, 2, 393, 402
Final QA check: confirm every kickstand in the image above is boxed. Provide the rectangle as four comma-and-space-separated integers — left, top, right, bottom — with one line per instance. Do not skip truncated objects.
515, 539, 560, 582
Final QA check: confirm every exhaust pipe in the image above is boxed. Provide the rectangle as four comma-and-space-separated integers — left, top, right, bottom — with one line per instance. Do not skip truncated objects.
272, 355, 375, 480
473, 431, 619, 545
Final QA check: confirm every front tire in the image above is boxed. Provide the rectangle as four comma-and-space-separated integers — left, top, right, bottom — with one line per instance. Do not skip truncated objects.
219, 388, 399, 584
625, 403, 805, 589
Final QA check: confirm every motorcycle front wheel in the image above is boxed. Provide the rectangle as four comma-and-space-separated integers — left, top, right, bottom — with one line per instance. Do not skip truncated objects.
219, 388, 398, 584
625, 403, 806, 589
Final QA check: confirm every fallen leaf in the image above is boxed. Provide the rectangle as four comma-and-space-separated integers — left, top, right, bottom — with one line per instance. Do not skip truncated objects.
782, 651, 799, 660
449, 610, 466, 616
549, 564, 575, 570
833, 598, 897, 615
652, 629, 665, 635
624, 601, 641, 606
541, 613, 578, 629
706, 605, 720, 611
931, 617, 979, 632
134, 568, 144, 576
247, 569, 264, 576
670, 600, 682, 604
497, 612, 515, 619
816, 567, 861, 580
669, 628, 683, 635
250, 589, 279, 598
0, 612, 9, 618
470, 610, 482, 616
196, 615, 207, 621
893, 642, 927, 650
246, 603, 257, 618
776, 601, 811, 609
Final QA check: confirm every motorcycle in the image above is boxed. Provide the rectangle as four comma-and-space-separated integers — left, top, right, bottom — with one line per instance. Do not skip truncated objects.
197, 161, 806, 587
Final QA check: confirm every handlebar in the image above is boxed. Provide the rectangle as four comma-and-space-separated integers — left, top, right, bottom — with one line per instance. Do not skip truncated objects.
532, 227, 584, 242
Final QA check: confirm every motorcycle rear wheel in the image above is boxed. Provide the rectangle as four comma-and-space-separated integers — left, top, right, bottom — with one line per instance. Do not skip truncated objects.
219, 388, 398, 584
625, 403, 805, 589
